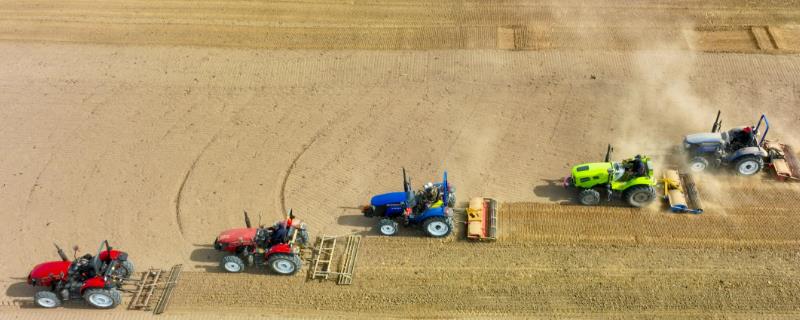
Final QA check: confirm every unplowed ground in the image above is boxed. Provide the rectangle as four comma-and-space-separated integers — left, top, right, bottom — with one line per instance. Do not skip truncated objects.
2, 0, 800, 319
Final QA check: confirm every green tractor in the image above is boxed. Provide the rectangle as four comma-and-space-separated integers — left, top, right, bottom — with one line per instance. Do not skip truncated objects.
563, 145, 657, 207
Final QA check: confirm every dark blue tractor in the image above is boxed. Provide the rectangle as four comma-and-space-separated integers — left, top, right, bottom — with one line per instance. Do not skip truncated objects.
683, 111, 785, 176
362, 169, 455, 238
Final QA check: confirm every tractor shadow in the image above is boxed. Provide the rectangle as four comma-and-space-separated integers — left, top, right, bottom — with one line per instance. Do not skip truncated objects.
189, 245, 301, 275
6, 280, 110, 309
533, 179, 574, 204
336, 205, 450, 239
5, 279, 35, 298
16, 299, 103, 310
533, 179, 645, 208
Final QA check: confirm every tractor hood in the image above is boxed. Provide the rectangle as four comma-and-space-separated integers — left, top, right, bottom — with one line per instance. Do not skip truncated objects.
28, 261, 70, 284
571, 162, 613, 178
370, 191, 408, 206
216, 227, 257, 245
685, 132, 724, 144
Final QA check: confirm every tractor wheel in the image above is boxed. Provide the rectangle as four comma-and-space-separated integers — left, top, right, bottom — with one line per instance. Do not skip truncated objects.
34, 291, 61, 308
220, 255, 245, 273
83, 288, 121, 309
578, 189, 601, 206
734, 155, 763, 176
112, 260, 134, 280
688, 157, 709, 172
447, 193, 456, 208
625, 185, 656, 208
423, 216, 452, 238
267, 253, 301, 275
377, 219, 398, 236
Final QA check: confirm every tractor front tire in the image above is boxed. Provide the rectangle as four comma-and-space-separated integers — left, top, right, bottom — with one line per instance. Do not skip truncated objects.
83, 288, 121, 309
423, 216, 452, 238
688, 157, 709, 172
578, 189, 601, 206
734, 155, 763, 176
220, 255, 245, 273
34, 291, 61, 308
625, 185, 656, 208
377, 219, 398, 236
267, 253, 301, 275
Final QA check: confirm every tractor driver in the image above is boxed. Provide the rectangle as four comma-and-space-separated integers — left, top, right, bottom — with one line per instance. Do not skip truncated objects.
71, 254, 96, 281
733, 126, 755, 149
268, 222, 289, 247
624, 155, 646, 178
418, 182, 440, 212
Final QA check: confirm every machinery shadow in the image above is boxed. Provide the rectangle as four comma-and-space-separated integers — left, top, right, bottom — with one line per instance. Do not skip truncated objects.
189, 245, 221, 264
336, 214, 373, 228
5, 280, 34, 298
17, 299, 103, 310
532, 179, 574, 204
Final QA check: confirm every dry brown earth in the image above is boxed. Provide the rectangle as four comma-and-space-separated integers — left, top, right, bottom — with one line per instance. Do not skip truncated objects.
1, 0, 800, 318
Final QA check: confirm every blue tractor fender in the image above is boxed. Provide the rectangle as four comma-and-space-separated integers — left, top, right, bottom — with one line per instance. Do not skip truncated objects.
728, 146, 767, 161
409, 206, 446, 224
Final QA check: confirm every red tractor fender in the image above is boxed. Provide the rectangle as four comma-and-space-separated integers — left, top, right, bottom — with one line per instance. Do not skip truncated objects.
98, 250, 125, 262
265, 243, 292, 257
80, 276, 108, 293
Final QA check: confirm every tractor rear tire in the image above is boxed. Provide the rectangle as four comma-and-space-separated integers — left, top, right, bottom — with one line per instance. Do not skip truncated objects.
734, 155, 763, 176
625, 185, 656, 208
688, 157, 709, 172
423, 216, 452, 238
113, 260, 134, 280
83, 288, 121, 309
34, 291, 61, 308
377, 219, 398, 236
267, 253, 301, 275
578, 189, 601, 206
220, 255, 245, 273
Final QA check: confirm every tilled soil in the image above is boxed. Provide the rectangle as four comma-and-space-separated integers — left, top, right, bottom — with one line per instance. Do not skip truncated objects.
168, 200, 800, 318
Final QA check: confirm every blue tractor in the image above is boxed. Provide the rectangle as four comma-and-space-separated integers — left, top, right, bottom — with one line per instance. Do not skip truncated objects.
682, 111, 798, 179
362, 169, 455, 238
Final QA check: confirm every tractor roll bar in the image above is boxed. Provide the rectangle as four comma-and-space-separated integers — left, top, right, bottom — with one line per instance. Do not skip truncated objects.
755, 114, 769, 146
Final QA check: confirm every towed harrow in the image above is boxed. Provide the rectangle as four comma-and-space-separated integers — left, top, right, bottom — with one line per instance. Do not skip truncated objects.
309, 234, 361, 285
125, 264, 183, 314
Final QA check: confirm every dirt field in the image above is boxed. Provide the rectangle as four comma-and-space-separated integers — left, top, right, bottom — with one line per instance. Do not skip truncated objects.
2, 0, 800, 319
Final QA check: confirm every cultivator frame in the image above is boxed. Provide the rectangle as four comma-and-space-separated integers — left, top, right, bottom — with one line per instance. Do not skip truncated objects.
125, 264, 182, 314
310, 234, 361, 285
764, 140, 800, 182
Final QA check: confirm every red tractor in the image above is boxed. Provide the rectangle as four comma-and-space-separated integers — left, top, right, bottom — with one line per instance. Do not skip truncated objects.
213, 210, 308, 275
27, 240, 134, 309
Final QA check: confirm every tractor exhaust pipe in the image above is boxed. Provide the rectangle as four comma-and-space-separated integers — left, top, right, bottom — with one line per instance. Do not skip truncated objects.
54, 243, 69, 262
402, 167, 409, 193
711, 110, 722, 133
604, 144, 613, 162
244, 210, 252, 228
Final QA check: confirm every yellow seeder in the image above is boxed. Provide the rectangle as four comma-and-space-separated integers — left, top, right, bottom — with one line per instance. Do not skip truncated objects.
466, 197, 498, 240
662, 169, 703, 214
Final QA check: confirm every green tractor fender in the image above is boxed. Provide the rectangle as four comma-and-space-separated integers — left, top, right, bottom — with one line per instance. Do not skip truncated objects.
612, 176, 655, 191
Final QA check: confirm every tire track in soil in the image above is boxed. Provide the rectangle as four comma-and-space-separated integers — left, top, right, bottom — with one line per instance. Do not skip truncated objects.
175, 132, 220, 239
278, 105, 357, 215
